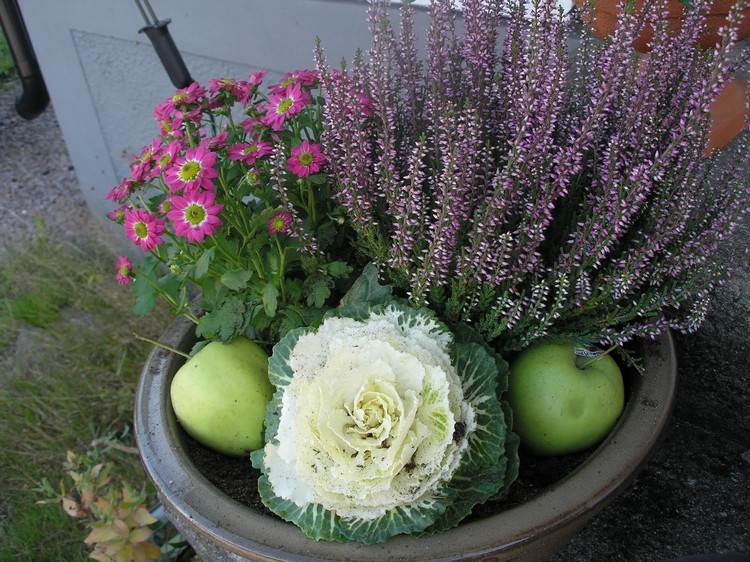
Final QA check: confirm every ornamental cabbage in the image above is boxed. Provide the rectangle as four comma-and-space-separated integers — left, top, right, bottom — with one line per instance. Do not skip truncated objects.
251, 266, 519, 544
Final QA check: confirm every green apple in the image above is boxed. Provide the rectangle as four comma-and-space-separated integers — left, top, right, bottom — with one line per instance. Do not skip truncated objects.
508, 342, 624, 456
170, 337, 272, 456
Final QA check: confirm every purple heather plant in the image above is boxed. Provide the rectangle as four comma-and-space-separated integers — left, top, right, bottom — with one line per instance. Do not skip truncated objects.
316, 0, 749, 351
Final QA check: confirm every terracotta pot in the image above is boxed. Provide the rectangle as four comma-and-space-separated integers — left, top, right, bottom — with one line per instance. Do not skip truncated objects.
637, 54, 747, 156
576, 0, 750, 53
705, 77, 749, 156
135, 317, 677, 562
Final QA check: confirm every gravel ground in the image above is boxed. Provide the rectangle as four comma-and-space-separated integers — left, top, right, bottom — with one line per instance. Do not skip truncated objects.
0, 77, 748, 562
0, 81, 93, 249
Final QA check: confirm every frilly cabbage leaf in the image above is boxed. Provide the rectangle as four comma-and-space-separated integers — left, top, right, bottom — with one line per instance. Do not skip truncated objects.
251, 265, 518, 543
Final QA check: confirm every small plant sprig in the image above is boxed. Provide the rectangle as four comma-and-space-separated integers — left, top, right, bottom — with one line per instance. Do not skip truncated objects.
36, 450, 160, 562
106, 70, 356, 346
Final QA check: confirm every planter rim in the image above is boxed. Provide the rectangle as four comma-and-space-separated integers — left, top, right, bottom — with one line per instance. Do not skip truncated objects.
135, 317, 677, 562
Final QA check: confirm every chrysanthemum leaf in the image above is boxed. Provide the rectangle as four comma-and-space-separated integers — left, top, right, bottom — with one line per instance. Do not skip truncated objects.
339, 263, 392, 307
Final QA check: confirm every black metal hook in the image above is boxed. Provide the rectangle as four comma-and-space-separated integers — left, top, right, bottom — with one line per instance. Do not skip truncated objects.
135, 0, 193, 89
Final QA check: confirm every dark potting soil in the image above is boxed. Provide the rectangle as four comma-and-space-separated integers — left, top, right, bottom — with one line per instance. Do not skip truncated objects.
184, 433, 272, 517
183, 349, 637, 523
184, 427, 593, 522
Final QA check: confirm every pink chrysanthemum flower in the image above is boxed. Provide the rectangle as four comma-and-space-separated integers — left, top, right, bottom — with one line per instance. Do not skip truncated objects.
167, 191, 223, 243
206, 131, 229, 151
171, 82, 206, 106
208, 78, 236, 95
130, 139, 162, 181
106, 178, 134, 203
107, 205, 129, 224
269, 69, 319, 94
228, 141, 274, 165
156, 140, 182, 171
261, 83, 310, 131
239, 72, 264, 105
268, 210, 293, 235
247, 70, 267, 88
240, 117, 262, 135
164, 144, 218, 193
114, 256, 133, 286
244, 168, 261, 186
153, 100, 183, 138
124, 208, 164, 252
287, 141, 327, 177
181, 107, 203, 125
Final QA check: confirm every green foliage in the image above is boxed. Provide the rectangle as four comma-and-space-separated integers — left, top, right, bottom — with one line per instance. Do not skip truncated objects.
0, 234, 170, 561
338, 263, 392, 307
195, 295, 253, 341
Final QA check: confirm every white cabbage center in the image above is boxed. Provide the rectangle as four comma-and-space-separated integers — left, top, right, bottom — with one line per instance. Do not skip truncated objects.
263, 308, 474, 520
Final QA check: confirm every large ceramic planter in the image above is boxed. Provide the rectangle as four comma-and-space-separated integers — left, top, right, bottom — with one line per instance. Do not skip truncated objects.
135, 317, 677, 562
576, 0, 750, 53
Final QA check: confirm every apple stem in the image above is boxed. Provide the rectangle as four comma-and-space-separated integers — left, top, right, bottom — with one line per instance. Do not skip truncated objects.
133, 332, 191, 359
579, 344, 619, 369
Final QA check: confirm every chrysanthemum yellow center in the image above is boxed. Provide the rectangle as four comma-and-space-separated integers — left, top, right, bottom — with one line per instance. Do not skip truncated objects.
244, 145, 259, 155
134, 222, 149, 239
271, 217, 286, 231
179, 160, 201, 181
118, 265, 130, 276
159, 154, 171, 168
183, 203, 207, 226
298, 151, 313, 166
245, 171, 260, 185
161, 120, 172, 133
277, 98, 293, 114
172, 92, 188, 103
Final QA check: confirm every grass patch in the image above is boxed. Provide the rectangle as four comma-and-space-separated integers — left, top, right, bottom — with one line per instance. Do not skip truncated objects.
0, 499, 89, 562
0, 27, 15, 79
0, 230, 170, 561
